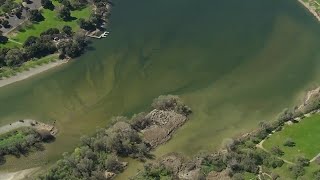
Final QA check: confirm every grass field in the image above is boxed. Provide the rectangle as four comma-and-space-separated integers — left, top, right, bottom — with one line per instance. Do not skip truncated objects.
270, 161, 320, 179
8, 2, 92, 44
264, 114, 320, 162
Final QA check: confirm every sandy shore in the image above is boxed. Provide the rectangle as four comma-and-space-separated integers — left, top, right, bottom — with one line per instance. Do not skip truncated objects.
0, 167, 40, 180
0, 59, 68, 88
0, 119, 57, 136
298, 0, 320, 22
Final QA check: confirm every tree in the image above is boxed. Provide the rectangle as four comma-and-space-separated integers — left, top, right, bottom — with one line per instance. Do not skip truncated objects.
283, 138, 295, 147
1, 20, 10, 28
270, 146, 284, 156
152, 95, 192, 116
58, 6, 71, 21
78, 18, 95, 31
288, 164, 305, 178
296, 156, 310, 167
232, 173, 244, 180
105, 155, 123, 173
0, 31, 8, 44
5, 48, 25, 66
62, 25, 73, 36
28, 9, 44, 22
313, 169, 320, 180
23, 36, 39, 47
41, 0, 54, 10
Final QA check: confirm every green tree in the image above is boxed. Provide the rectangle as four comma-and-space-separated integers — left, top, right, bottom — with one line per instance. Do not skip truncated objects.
28, 9, 44, 22
58, 6, 71, 21
41, 0, 54, 10
5, 48, 25, 66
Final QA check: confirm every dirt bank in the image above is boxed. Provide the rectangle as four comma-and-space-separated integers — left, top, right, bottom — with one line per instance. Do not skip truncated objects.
0, 119, 58, 136
0, 167, 40, 180
0, 59, 68, 88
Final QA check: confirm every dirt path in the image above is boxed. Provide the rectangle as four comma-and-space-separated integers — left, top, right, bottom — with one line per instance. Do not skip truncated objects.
0, 167, 40, 180
8, 39, 23, 45
256, 138, 295, 165
310, 153, 320, 162
0, 59, 68, 88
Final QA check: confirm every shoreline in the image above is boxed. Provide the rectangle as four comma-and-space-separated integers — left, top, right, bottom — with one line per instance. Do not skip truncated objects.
0, 119, 58, 136
0, 59, 68, 88
298, 0, 320, 22
0, 167, 40, 180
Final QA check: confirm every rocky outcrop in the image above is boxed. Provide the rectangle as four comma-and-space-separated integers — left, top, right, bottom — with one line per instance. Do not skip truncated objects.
142, 109, 188, 148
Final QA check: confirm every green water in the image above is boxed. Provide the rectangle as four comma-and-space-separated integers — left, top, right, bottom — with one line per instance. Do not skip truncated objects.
1, 0, 320, 174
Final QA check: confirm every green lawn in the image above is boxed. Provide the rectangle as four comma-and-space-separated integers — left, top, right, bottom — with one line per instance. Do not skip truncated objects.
270, 162, 320, 179
264, 114, 320, 162
8, 3, 92, 44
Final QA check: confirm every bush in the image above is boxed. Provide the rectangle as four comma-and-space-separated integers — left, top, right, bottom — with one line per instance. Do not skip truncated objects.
201, 154, 226, 173
296, 156, 310, 167
232, 173, 244, 180
263, 155, 284, 168
277, 108, 293, 124
283, 138, 295, 147
313, 169, 320, 180
270, 146, 284, 156
152, 95, 192, 116
288, 164, 305, 178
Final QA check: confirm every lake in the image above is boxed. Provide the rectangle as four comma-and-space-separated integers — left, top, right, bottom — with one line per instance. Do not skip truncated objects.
1, 0, 320, 175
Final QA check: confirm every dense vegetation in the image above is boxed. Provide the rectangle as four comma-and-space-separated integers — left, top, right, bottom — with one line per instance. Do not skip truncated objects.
38, 95, 191, 180
135, 91, 320, 180
0, 127, 53, 165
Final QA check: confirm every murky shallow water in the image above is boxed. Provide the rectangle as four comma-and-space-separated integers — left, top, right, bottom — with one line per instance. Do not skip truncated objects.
1, 0, 320, 175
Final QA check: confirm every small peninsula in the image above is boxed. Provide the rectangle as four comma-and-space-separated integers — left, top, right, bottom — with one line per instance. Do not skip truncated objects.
0, 119, 57, 165
38, 95, 192, 180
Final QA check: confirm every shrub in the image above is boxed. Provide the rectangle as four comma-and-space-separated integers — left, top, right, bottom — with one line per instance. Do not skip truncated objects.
283, 138, 295, 147
151, 95, 192, 116
270, 146, 284, 156
288, 164, 305, 178
313, 169, 320, 180
232, 173, 244, 180
296, 156, 310, 167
